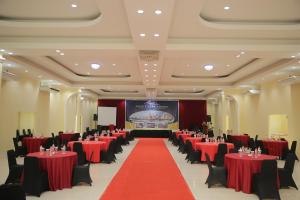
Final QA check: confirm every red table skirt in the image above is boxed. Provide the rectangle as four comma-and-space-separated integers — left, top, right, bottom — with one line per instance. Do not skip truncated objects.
68, 141, 106, 163
229, 135, 250, 147
27, 151, 77, 191
262, 140, 288, 157
22, 137, 48, 153
195, 142, 234, 161
225, 153, 278, 193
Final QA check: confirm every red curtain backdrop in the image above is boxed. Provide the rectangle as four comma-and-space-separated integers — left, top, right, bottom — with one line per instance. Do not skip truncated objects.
97, 99, 207, 130
179, 100, 207, 130
98, 99, 125, 129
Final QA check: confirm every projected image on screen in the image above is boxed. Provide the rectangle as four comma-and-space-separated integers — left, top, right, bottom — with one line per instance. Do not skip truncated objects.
98, 107, 117, 126
125, 100, 179, 130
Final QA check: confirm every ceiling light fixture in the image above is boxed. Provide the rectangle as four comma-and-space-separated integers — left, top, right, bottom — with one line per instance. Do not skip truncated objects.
226, 64, 230, 67
137, 10, 144, 14
236, 54, 240, 58
140, 33, 146, 37
112, 63, 116, 66
203, 64, 214, 71
56, 50, 60, 53
291, 55, 295, 58
154, 10, 162, 15
153, 64, 157, 66
154, 33, 160, 37
0, 49, 5, 52
224, 6, 230, 10
241, 51, 245, 54
60, 53, 64, 56
153, 69, 157, 72
144, 63, 148, 66
153, 75, 157, 77
8, 52, 13, 55
144, 69, 148, 72
91, 63, 101, 70
25, 70, 28, 73
71, 4, 77, 8
75, 63, 78, 66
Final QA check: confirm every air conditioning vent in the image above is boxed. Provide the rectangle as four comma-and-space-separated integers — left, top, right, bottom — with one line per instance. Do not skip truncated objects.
139, 50, 159, 62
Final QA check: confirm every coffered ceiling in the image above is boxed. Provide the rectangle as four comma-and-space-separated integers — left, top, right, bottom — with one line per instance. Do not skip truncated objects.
1, 0, 300, 99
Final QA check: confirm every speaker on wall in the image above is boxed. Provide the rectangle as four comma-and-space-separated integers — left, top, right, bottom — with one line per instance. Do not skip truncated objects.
93, 114, 98, 121
206, 115, 211, 122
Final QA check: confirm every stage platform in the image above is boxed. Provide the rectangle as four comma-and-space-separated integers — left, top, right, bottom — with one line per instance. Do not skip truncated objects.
130, 129, 172, 138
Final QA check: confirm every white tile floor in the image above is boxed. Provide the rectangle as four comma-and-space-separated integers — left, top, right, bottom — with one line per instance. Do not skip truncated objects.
0, 139, 299, 200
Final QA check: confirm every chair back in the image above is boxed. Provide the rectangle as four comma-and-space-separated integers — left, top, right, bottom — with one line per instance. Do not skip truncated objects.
208, 130, 214, 138
73, 142, 84, 153
284, 153, 296, 173
27, 129, 32, 135
223, 133, 227, 141
227, 135, 232, 143
82, 132, 87, 140
291, 141, 297, 153
43, 138, 53, 149
217, 143, 227, 155
23, 156, 41, 194
255, 134, 258, 142
205, 153, 213, 172
7, 150, 17, 170
260, 160, 278, 183
0, 184, 26, 200
12, 138, 19, 151
22, 129, 26, 136
248, 138, 256, 150
51, 133, 55, 139
16, 130, 20, 138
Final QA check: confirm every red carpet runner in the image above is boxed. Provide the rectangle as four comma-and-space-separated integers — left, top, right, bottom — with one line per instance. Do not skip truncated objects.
100, 138, 195, 200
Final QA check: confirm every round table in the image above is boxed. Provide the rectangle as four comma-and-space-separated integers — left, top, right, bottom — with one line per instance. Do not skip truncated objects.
262, 140, 288, 157
27, 151, 77, 191
229, 135, 250, 146
195, 142, 234, 161
22, 137, 49, 153
68, 141, 106, 163
224, 153, 277, 194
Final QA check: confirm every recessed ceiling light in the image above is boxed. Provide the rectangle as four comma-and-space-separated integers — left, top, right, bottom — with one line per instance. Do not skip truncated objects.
153, 75, 157, 77
154, 33, 160, 37
291, 66, 297, 70
154, 10, 162, 15
75, 63, 78, 66
291, 55, 295, 58
153, 64, 157, 66
140, 33, 146, 37
298, 61, 300, 64
146, 79, 149, 82
7, 63, 12, 67
112, 63, 116, 66
236, 54, 240, 58
224, 6, 230, 10
204, 64, 214, 71
145, 75, 149, 77
80, 96, 84, 100
153, 79, 156, 82
226, 64, 230, 67
153, 69, 157, 72
0, 49, 5, 52
137, 10, 144, 14
60, 53, 64, 56
144, 69, 148, 72
25, 70, 28, 73
144, 63, 148, 66
71, 4, 77, 8
91, 63, 101, 70
56, 50, 60, 53
8, 52, 13, 55
241, 51, 245, 54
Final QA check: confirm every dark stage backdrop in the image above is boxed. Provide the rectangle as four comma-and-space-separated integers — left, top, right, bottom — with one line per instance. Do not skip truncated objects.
98, 99, 207, 130
98, 99, 125, 128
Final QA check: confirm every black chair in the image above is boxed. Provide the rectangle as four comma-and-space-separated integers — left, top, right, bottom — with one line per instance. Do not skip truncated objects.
5, 150, 24, 184
16, 130, 21, 141
82, 132, 87, 140
227, 135, 233, 143
223, 133, 227, 142
72, 152, 93, 186
255, 134, 258, 142
214, 143, 227, 167
255, 140, 269, 154
279, 153, 298, 190
185, 140, 201, 164
100, 139, 117, 164
70, 133, 81, 141
115, 137, 123, 153
248, 138, 256, 151
0, 183, 26, 200
51, 132, 55, 139
73, 142, 87, 165
252, 160, 281, 200
42, 138, 53, 149
23, 156, 49, 197
54, 136, 61, 150
204, 153, 227, 188
290, 141, 299, 161
27, 129, 33, 137
13, 137, 26, 157
208, 130, 214, 138
177, 135, 185, 153
22, 129, 27, 136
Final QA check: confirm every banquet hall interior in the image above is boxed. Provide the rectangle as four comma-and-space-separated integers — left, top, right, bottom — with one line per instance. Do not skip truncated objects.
0, 0, 300, 200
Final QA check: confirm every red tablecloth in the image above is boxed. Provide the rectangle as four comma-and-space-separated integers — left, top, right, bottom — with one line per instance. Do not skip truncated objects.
97, 136, 116, 150
27, 151, 77, 191
195, 142, 234, 161
262, 140, 288, 157
68, 141, 106, 163
184, 137, 202, 149
229, 135, 250, 146
112, 132, 126, 139
178, 133, 190, 141
59, 133, 76, 142
22, 137, 49, 153
225, 153, 277, 193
